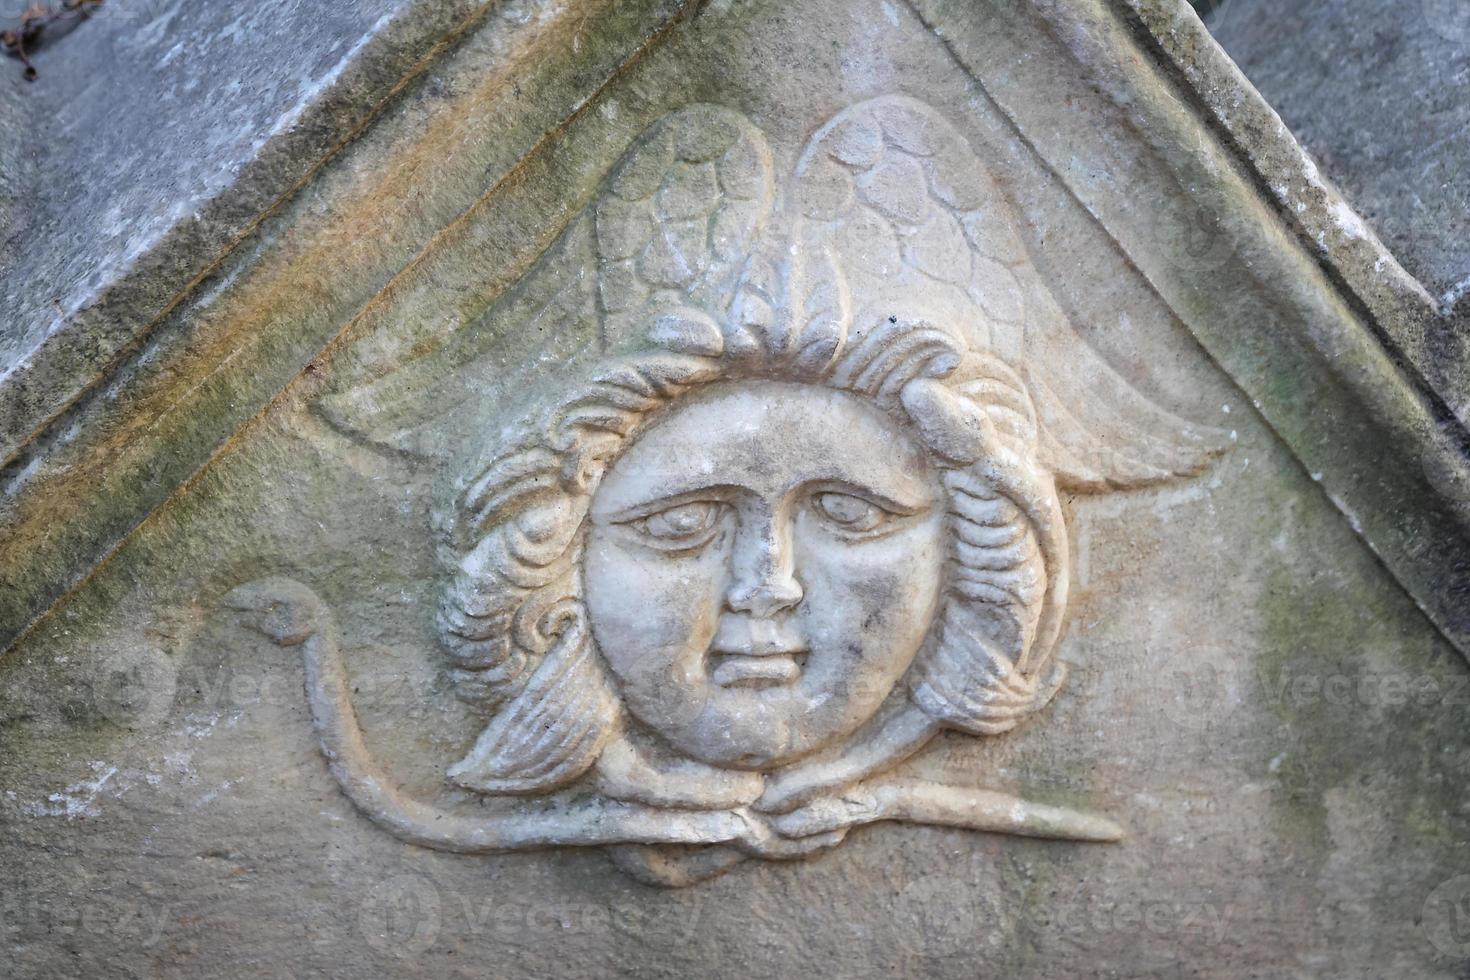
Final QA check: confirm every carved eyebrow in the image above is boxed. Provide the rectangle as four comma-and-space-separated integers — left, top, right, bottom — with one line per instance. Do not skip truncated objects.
803, 479, 930, 516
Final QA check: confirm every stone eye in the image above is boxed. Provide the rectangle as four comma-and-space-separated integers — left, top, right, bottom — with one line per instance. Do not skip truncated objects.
812, 492, 886, 532
633, 501, 723, 545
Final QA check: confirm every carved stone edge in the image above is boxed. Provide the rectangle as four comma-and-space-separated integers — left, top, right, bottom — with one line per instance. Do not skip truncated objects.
0, 0, 501, 467
1113, 0, 1470, 658
0, 0, 700, 654
916, 0, 1470, 658
1122, 0, 1470, 407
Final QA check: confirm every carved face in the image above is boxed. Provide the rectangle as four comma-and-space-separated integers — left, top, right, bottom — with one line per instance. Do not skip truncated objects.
584, 381, 947, 769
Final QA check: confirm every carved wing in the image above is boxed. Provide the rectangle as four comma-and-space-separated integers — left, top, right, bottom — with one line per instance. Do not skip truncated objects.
445, 606, 620, 795
317, 220, 601, 457
594, 103, 776, 351
786, 94, 1224, 490
318, 104, 775, 457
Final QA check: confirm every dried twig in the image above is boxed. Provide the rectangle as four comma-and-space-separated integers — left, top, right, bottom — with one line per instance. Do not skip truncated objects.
2, 0, 104, 81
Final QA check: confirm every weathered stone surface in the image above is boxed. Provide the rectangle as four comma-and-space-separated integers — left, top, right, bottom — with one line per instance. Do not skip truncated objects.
0, 0, 686, 651
0, 1, 1466, 976
1204, 0, 1470, 309
0, 0, 489, 459
1, 0, 401, 352
1176, 0, 1470, 431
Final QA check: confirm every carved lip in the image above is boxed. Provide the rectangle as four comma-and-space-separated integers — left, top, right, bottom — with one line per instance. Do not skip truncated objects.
708, 618, 806, 688
709, 651, 805, 688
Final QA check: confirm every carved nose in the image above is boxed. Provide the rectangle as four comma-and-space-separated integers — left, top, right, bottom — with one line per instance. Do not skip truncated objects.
727, 575, 804, 618
726, 516, 804, 617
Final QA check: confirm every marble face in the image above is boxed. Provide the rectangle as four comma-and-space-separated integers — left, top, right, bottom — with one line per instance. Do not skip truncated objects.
584, 381, 948, 769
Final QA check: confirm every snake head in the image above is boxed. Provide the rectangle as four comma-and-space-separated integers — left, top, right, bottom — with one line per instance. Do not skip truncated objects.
222, 577, 323, 647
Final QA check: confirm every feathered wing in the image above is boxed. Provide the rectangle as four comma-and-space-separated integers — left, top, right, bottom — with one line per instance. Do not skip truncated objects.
788, 95, 1226, 490
594, 104, 775, 352
1024, 317, 1227, 491
317, 212, 602, 459
788, 97, 1226, 735
317, 103, 774, 457
446, 607, 620, 795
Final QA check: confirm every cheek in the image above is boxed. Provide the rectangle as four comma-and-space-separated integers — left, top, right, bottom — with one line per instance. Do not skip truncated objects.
583, 527, 729, 681
795, 515, 947, 663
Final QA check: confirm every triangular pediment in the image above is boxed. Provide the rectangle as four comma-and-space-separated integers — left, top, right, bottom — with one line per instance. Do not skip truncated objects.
1, 2, 1467, 961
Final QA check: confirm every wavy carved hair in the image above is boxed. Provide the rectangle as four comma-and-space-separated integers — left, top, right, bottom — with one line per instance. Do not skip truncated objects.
434, 312, 1069, 795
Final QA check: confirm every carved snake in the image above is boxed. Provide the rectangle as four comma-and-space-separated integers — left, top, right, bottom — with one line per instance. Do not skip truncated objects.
224, 576, 1121, 860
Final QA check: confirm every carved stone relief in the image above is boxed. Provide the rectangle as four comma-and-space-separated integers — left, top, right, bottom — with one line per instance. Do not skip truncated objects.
228, 97, 1224, 886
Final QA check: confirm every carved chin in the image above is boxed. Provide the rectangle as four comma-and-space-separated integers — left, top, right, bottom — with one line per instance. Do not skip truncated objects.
602, 667, 894, 771
686, 714, 804, 770
641, 705, 817, 771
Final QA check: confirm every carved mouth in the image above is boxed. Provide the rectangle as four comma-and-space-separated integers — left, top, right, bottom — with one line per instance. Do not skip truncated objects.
707, 616, 808, 688
708, 650, 807, 689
